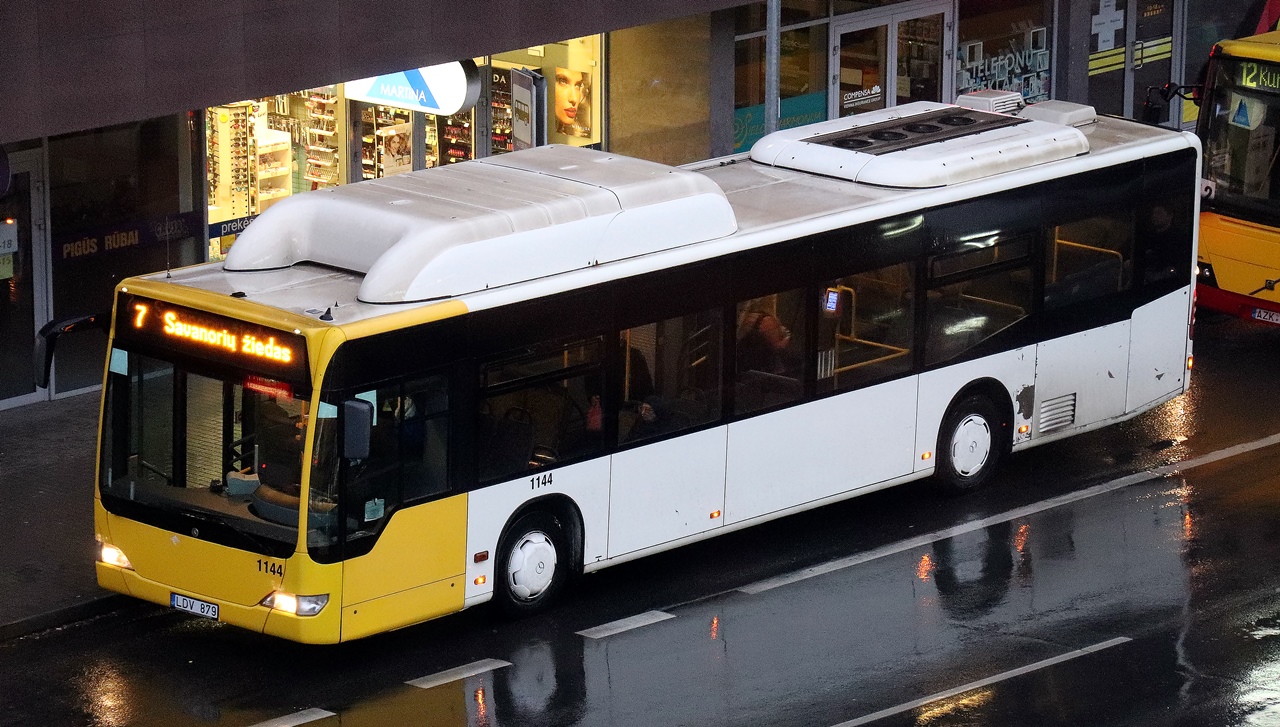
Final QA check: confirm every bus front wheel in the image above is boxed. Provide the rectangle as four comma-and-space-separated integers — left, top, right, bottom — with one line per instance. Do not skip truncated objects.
934, 394, 1006, 494
495, 511, 568, 617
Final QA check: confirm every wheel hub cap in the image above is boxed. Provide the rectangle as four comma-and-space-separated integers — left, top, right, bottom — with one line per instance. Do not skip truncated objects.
508, 531, 557, 600
950, 414, 992, 477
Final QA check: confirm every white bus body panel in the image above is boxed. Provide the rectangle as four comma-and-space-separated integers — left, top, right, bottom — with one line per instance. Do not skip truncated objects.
463, 457, 612, 604
607, 427, 727, 558
1033, 320, 1130, 437
725, 377, 917, 524
1126, 288, 1191, 413
914, 348, 1036, 470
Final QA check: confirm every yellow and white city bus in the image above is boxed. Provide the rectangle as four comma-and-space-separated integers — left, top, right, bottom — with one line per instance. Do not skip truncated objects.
86, 97, 1199, 644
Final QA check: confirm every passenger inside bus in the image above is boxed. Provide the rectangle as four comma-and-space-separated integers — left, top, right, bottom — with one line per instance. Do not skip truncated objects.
735, 300, 804, 414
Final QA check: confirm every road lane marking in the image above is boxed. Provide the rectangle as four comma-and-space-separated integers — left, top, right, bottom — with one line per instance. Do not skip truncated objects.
831, 636, 1131, 726
247, 708, 336, 727
577, 610, 676, 639
406, 658, 512, 690
741, 429, 1280, 596
1152, 431, 1280, 476
739, 472, 1157, 594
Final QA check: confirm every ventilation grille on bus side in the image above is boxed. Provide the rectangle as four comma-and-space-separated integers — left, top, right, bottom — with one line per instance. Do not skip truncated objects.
1039, 393, 1077, 433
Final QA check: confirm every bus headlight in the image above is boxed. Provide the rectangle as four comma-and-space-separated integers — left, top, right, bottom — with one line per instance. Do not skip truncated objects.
261, 591, 329, 616
99, 543, 133, 570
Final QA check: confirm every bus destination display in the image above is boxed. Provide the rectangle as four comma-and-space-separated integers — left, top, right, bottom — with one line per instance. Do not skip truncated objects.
116, 294, 308, 380
1236, 60, 1280, 95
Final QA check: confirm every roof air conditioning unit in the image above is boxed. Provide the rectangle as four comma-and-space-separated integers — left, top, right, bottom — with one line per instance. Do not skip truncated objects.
955, 90, 1024, 115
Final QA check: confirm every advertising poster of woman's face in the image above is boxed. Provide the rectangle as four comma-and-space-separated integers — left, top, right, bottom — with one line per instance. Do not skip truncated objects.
555, 67, 591, 138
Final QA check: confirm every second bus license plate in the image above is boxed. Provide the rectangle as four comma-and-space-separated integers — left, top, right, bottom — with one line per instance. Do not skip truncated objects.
171, 593, 219, 620
1252, 308, 1280, 325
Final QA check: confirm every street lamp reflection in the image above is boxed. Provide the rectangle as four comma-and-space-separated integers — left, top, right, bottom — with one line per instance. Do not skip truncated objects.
80, 661, 132, 727
916, 553, 934, 582
914, 688, 993, 723
474, 686, 488, 726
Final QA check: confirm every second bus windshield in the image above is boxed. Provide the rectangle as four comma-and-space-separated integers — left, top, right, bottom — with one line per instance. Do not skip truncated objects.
1202, 57, 1280, 220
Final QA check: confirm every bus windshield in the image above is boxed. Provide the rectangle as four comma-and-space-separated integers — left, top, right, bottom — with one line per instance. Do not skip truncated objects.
100, 349, 332, 556
1202, 56, 1280, 223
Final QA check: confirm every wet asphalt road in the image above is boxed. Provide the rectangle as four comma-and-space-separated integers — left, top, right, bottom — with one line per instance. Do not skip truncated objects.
3, 311, 1280, 727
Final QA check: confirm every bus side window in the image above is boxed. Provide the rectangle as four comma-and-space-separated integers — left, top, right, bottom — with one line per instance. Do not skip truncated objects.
401, 373, 449, 502
1045, 211, 1134, 309
345, 385, 403, 541
477, 337, 605, 482
817, 262, 914, 393
925, 243, 1033, 366
734, 289, 806, 415
619, 308, 722, 444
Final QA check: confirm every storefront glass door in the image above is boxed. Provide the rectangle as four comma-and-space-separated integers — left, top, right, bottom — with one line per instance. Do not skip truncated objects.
832, 1, 952, 118
1087, 0, 1175, 121
0, 151, 50, 410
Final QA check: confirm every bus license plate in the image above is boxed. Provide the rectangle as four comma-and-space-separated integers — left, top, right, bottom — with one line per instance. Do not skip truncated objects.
171, 593, 219, 620
1252, 308, 1280, 325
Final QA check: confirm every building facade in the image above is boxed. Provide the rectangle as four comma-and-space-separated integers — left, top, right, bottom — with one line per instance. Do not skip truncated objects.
0, 0, 1268, 409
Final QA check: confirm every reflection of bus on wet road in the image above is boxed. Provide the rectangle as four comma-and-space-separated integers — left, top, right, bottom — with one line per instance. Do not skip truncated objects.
80, 95, 1199, 643
1195, 31, 1280, 324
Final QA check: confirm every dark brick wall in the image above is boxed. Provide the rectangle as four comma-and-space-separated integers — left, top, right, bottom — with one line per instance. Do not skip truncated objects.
0, 0, 740, 143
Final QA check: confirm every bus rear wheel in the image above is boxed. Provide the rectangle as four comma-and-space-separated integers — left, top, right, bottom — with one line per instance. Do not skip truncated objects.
495, 511, 569, 617
934, 394, 1006, 494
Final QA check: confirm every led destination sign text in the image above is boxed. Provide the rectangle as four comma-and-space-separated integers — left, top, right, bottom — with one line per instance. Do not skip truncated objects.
142, 307, 293, 363
1237, 61, 1280, 95
117, 295, 307, 379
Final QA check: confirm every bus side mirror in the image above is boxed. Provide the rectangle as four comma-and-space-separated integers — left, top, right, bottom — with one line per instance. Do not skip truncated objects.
34, 313, 106, 389
343, 399, 373, 460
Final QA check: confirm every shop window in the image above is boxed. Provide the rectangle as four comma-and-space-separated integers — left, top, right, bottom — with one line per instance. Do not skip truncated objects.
1045, 212, 1134, 309
735, 290, 807, 414
206, 88, 345, 259
956, 4, 1052, 103
817, 263, 915, 393
496, 36, 603, 150
619, 309, 722, 445
735, 0, 829, 35
735, 25, 829, 151
49, 116, 202, 392
478, 337, 604, 482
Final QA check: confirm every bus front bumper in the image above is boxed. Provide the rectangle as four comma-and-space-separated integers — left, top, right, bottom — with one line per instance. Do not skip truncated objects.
1197, 281, 1280, 325
96, 562, 342, 644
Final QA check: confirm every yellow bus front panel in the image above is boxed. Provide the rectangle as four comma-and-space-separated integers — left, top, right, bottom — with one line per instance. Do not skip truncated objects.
1201, 212, 1280, 298
95, 502, 345, 643
340, 494, 469, 640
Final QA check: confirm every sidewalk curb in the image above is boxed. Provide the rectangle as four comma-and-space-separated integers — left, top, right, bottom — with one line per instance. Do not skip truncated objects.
0, 595, 130, 643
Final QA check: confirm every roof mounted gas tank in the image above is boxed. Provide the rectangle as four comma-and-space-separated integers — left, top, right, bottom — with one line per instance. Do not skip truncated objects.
222, 146, 737, 304
749, 101, 1090, 188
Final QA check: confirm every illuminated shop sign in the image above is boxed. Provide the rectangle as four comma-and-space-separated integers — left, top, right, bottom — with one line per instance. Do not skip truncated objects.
115, 294, 308, 381
345, 60, 481, 115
